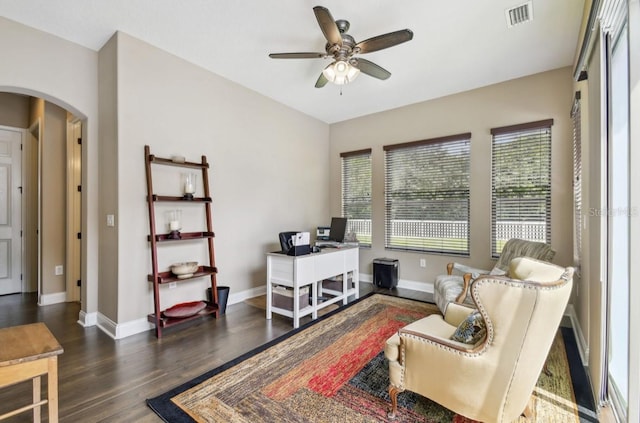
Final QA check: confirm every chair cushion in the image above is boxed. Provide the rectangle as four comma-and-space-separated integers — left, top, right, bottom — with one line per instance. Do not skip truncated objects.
508, 257, 565, 283
450, 310, 486, 344
385, 314, 460, 361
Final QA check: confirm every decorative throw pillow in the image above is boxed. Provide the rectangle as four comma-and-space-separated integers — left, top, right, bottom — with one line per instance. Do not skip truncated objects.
451, 310, 486, 344
163, 301, 207, 318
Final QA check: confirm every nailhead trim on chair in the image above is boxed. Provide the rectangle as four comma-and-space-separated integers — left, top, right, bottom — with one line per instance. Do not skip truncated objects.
399, 330, 490, 358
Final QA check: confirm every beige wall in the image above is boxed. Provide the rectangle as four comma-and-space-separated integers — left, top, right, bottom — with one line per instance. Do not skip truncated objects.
0, 15, 601, 345
330, 67, 575, 291
0, 16, 99, 315
0, 92, 29, 127
0, 17, 330, 333
97, 34, 119, 321
40, 102, 67, 294
106, 32, 330, 324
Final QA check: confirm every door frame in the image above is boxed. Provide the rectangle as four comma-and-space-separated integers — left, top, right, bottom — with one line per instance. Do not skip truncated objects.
27, 118, 41, 298
66, 118, 81, 302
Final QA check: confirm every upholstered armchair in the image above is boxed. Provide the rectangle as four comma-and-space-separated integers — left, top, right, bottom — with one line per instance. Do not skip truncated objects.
385, 257, 573, 422
433, 238, 555, 313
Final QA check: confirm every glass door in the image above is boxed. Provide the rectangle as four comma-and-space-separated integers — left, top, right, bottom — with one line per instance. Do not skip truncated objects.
607, 23, 630, 421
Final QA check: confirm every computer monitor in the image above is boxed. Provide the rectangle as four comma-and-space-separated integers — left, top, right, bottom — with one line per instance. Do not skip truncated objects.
328, 217, 348, 243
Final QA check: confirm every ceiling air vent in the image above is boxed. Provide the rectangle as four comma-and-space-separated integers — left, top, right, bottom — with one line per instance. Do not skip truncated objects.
505, 1, 533, 28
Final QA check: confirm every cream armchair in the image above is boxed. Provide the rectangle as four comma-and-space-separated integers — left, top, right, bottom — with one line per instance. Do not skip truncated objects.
433, 238, 556, 313
385, 257, 573, 422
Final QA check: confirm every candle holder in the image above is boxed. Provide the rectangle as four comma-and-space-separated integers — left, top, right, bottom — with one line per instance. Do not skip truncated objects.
182, 172, 197, 200
166, 209, 182, 239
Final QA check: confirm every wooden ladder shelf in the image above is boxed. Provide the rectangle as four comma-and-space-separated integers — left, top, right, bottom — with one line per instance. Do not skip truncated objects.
144, 145, 219, 338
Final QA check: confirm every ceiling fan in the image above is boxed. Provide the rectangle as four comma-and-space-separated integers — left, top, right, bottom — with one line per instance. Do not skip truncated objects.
269, 6, 413, 88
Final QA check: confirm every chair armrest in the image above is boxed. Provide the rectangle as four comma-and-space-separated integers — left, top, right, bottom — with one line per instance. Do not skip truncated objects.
444, 302, 475, 327
449, 263, 490, 278
455, 273, 474, 304
399, 324, 480, 352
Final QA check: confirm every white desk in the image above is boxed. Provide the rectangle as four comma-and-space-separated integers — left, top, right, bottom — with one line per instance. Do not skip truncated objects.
266, 246, 359, 328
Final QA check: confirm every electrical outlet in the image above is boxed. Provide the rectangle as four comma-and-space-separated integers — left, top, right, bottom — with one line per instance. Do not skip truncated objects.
55, 265, 64, 276
106, 214, 115, 227
419, 259, 426, 268
169, 282, 177, 289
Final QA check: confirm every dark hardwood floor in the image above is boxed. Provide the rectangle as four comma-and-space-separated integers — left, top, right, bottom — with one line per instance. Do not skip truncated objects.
0, 285, 432, 422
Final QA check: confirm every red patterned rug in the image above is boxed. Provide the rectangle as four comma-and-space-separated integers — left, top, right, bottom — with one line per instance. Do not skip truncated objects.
147, 293, 594, 422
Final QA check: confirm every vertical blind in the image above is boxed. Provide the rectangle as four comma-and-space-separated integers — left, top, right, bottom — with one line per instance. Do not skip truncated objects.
341, 149, 372, 247
384, 133, 471, 255
571, 93, 583, 276
491, 119, 553, 257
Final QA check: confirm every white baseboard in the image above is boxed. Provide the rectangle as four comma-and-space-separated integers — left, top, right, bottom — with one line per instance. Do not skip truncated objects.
77, 310, 97, 327
565, 303, 590, 366
115, 317, 154, 339
227, 285, 266, 306
90, 285, 269, 339
95, 312, 153, 340
360, 273, 434, 294
90, 280, 435, 340
39, 291, 67, 306
96, 313, 118, 339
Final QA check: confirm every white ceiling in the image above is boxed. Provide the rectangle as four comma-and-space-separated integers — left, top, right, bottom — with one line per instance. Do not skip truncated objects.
0, 0, 585, 124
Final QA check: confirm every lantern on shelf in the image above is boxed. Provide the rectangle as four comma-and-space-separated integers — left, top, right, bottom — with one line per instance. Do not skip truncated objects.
183, 172, 197, 200
166, 209, 182, 239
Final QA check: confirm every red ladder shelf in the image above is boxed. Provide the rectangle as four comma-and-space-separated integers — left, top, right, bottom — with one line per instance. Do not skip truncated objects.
144, 145, 219, 338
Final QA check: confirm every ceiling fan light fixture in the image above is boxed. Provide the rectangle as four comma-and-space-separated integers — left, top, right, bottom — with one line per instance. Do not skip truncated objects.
322, 60, 360, 85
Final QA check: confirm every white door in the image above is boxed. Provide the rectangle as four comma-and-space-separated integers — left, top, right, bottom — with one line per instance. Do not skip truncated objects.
0, 127, 23, 295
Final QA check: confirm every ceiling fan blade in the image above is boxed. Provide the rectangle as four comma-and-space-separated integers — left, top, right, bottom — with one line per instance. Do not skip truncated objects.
352, 58, 391, 80
313, 6, 342, 46
315, 73, 329, 88
356, 29, 414, 54
269, 52, 326, 59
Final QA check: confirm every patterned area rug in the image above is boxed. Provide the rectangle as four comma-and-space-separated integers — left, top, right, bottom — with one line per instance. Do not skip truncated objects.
147, 293, 595, 422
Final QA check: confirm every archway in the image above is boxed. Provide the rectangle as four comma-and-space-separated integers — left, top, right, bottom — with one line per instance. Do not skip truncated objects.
0, 87, 93, 326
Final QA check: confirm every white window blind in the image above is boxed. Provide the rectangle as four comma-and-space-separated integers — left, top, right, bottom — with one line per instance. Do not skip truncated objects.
384, 133, 471, 255
491, 119, 553, 257
571, 93, 583, 276
341, 149, 372, 247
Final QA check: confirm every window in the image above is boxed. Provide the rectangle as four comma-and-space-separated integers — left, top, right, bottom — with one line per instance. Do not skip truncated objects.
490, 119, 552, 257
384, 133, 471, 255
341, 149, 372, 247
571, 92, 583, 276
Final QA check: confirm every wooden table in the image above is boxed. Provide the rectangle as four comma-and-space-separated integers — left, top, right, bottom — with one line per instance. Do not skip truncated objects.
0, 323, 64, 422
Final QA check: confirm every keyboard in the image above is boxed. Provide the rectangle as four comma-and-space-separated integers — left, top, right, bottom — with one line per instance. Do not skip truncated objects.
315, 240, 341, 248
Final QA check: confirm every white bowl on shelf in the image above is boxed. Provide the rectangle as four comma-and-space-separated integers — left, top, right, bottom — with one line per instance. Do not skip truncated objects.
170, 262, 198, 278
